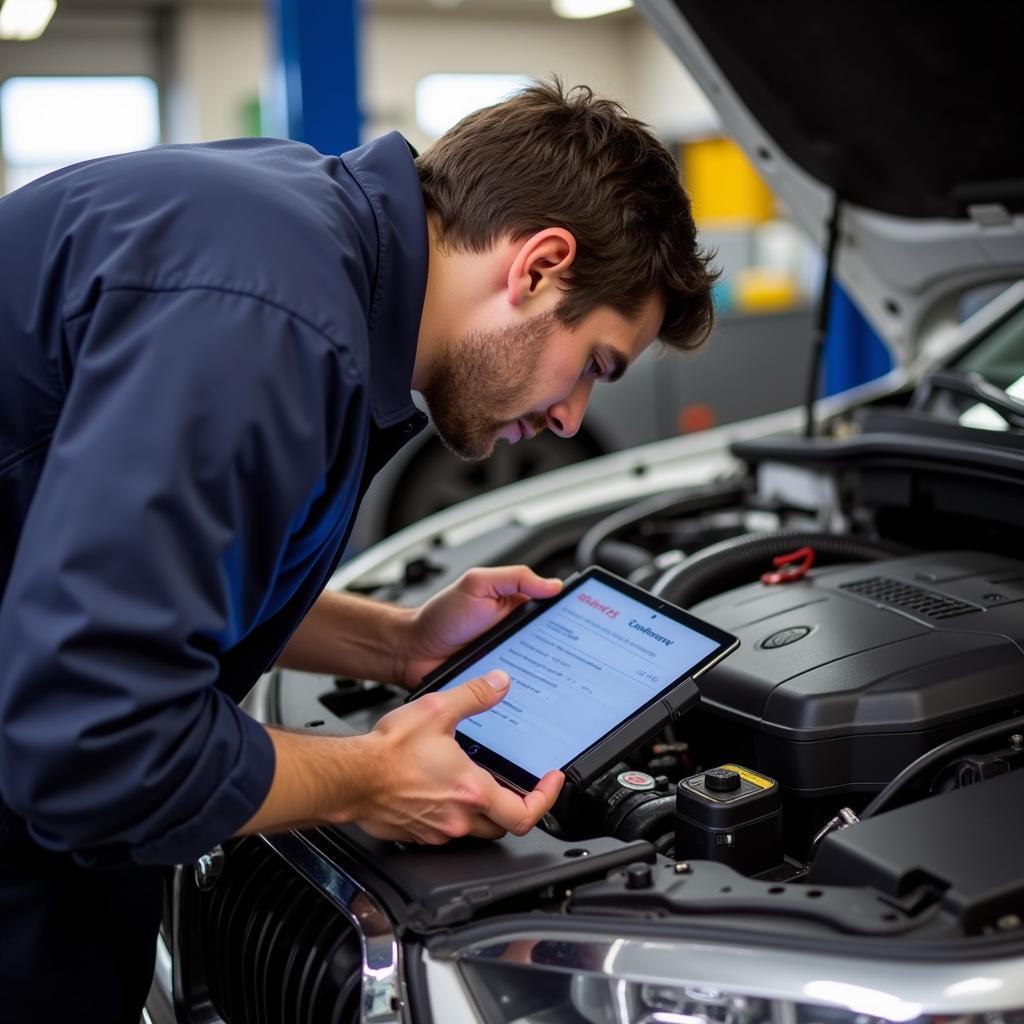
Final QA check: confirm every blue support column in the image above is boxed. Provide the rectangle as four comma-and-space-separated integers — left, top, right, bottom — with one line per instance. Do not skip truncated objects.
272, 0, 361, 154
821, 282, 893, 396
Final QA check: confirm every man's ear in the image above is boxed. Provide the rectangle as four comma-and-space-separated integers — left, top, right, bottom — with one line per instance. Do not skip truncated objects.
506, 228, 577, 308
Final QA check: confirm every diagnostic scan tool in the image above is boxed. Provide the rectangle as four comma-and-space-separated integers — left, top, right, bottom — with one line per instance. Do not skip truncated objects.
410, 566, 738, 792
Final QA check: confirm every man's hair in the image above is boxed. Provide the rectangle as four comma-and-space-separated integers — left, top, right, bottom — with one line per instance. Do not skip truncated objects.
416, 79, 718, 352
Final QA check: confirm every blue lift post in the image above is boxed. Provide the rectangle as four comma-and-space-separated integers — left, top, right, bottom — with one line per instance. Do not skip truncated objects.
822, 282, 893, 396
271, 0, 361, 154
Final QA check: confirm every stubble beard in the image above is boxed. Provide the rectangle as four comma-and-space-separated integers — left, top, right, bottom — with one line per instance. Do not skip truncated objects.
421, 311, 556, 461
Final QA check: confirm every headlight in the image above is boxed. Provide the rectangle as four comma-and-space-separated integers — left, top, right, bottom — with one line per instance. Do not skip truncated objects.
449, 934, 1024, 1024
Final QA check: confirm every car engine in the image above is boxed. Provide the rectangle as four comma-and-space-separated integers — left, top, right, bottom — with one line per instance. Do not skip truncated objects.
167, 397, 1024, 1023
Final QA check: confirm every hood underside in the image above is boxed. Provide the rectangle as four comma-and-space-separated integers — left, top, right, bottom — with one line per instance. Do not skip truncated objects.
637, 0, 1024, 366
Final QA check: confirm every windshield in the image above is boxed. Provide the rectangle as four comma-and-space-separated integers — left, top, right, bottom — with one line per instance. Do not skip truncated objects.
942, 295, 1024, 431
956, 298, 1024, 390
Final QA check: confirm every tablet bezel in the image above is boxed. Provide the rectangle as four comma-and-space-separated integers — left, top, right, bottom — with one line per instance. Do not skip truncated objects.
408, 565, 738, 792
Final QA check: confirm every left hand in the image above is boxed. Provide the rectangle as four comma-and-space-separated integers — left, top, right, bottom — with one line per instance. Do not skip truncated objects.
400, 565, 563, 688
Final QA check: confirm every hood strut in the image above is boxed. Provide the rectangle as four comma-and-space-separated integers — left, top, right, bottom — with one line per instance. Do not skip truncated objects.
805, 192, 843, 438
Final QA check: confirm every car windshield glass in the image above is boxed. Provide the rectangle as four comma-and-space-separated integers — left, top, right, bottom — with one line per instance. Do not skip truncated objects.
946, 298, 1024, 431
955, 299, 1024, 390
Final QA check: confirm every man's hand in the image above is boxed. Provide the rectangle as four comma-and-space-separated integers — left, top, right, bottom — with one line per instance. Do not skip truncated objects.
256, 564, 565, 845
277, 565, 560, 688
400, 565, 562, 688
239, 669, 563, 843
346, 669, 563, 844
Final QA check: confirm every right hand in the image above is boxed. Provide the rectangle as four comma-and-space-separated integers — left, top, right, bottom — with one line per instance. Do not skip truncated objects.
349, 670, 564, 845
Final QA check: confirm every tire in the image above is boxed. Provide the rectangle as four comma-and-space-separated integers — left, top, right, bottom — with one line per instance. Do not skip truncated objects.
384, 429, 604, 535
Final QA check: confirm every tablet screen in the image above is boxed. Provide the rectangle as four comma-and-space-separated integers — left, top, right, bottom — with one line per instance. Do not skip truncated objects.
437, 576, 723, 779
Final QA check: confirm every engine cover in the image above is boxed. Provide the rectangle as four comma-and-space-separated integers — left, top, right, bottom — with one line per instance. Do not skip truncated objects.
691, 551, 1024, 796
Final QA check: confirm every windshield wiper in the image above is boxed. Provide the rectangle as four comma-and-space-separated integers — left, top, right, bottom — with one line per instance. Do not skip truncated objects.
911, 368, 1024, 428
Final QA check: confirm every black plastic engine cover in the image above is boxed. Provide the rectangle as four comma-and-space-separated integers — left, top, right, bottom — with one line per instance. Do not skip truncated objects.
808, 769, 1024, 933
691, 551, 1024, 796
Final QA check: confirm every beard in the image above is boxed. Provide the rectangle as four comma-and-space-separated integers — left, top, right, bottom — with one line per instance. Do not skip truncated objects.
420, 310, 556, 461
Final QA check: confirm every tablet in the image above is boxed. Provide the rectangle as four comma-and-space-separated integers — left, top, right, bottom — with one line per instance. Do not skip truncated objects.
409, 566, 738, 792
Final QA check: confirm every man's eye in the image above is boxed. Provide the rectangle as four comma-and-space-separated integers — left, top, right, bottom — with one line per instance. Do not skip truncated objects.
587, 357, 602, 378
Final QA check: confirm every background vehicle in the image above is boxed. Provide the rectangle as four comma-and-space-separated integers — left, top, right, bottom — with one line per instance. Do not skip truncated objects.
151, 2, 1024, 1022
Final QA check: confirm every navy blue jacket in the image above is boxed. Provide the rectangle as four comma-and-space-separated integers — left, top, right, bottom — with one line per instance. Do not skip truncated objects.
0, 132, 428, 866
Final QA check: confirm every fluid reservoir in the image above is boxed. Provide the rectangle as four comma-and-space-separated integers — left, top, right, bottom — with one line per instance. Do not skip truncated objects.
675, 764, 782, 875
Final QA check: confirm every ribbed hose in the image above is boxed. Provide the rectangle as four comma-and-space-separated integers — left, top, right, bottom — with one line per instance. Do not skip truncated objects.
650, 530, 910, 608
613, 794, 676, 843
574, 480, 746, 571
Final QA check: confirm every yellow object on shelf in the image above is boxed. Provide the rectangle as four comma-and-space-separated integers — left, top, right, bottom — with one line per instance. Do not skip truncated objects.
733, 267, 800, 312
681, 138, 775, 227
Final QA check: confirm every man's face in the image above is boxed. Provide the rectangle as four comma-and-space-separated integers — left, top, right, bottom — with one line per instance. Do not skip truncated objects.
422, 294, 664, 461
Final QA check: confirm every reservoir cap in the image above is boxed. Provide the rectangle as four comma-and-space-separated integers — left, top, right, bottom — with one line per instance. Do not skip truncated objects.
703, 767, 741, 793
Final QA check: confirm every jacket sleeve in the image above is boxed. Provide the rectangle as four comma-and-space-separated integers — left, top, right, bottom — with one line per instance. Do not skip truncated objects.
0, 285, 356, 865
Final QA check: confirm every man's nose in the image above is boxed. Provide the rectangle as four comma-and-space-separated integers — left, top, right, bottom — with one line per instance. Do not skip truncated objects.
546, 379, 593, 438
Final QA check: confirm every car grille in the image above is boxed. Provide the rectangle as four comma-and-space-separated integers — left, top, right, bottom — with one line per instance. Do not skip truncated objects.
195, 836, 362, 1024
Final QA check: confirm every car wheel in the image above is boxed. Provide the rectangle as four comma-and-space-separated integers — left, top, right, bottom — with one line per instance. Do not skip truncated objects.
384, 428, 604, 534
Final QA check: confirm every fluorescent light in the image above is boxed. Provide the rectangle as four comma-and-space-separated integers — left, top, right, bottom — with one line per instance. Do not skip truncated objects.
0, 0, 56, 40
552, 0, 631, 18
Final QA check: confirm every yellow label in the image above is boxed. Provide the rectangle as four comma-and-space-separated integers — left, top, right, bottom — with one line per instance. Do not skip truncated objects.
720, 764, 774, 790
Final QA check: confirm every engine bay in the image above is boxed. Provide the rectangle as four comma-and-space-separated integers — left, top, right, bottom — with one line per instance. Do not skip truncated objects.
169, 383, 1024, 1023
262, 407, 1024, 943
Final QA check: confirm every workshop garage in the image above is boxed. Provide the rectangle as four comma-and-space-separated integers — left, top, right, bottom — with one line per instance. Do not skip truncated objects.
1, 3, 1023, 1023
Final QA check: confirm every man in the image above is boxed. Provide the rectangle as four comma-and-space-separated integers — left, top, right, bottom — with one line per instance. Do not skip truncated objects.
0, 81, 715, 1020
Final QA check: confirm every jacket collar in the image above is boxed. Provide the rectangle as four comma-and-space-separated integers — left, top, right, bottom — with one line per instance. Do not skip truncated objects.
341, 131, 428, 429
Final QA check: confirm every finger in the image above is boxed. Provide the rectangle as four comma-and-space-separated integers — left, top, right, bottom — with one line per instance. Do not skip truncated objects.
407, 829, 450, 846
433, 670, 510, 730
466, 814, 507, 841
484, 770, 564, 835
465, 565, 562, 601
359, 821, 446, 845
534, 769, 566, 807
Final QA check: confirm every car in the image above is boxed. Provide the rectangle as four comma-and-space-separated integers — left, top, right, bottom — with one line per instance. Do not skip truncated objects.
148, 3, 1024, 1022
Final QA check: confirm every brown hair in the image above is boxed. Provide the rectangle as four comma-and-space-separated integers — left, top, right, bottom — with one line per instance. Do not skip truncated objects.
416, 79, 718, 351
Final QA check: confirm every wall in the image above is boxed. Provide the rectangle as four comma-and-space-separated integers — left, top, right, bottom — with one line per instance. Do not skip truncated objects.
158, 6, 718, 149
0, 5, 718, 151
362, 11, 633, 152
362, 11, 719, 151
625, 18, 718, 141
166, 2, 271, 142
0, 10, 156, 77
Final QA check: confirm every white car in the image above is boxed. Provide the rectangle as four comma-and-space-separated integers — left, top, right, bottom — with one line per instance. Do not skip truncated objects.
149, 3, 1024, 1022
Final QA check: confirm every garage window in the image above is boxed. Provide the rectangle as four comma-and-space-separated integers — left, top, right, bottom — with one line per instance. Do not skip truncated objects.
415, 73, 529, 139
1, 75, 159, 194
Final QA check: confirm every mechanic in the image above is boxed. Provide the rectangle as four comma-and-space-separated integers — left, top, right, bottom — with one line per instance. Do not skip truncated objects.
0, 81, 716, 1021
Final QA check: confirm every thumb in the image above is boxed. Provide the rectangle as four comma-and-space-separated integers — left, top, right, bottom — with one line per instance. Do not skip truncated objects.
436, 670, 509, 730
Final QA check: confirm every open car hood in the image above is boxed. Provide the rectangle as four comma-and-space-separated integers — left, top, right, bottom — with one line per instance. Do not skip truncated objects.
636, 0, 1024, 367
